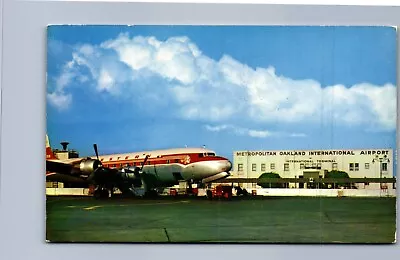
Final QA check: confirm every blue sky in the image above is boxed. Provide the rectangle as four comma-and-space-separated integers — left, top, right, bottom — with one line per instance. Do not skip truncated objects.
46, 25, 397, 161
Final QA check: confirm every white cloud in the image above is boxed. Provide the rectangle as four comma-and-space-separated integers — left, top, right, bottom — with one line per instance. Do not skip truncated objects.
204, 124, 307, 138
248, 130, 272, 138
79, 44, 95, 56
78, 75, 89, 83
101, 34, 200, 85
289, 133, 307, 138
47, 33, 396, 132
205, 124, 267, 138
98, 69, 114, 91
205, 124, 230, 132
47, 92, 72, 110
55, 71, 74, 91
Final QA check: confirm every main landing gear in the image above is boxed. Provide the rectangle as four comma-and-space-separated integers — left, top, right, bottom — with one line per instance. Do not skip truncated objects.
143, 189, 158, 198
93, 187, 110, 199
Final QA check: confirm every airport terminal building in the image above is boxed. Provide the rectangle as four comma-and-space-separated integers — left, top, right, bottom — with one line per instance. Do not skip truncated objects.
230, 149, 394, 189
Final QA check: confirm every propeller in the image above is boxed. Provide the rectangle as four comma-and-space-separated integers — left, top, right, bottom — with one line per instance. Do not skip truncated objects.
87, 145, 150, 186
133, 155, 150, 178
141, 155, 150, 171
87, 143, 104, 183
93, 144, 99, 160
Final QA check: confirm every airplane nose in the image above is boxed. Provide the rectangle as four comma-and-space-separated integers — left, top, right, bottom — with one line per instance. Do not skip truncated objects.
224, 160, 232, 172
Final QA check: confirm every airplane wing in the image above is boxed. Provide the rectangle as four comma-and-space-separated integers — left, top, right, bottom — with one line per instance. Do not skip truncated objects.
45, 140, 149, 197
46, 155, 102, 175
46, 136, 105, 185
46, 160, 75, 175
46, 159, 88, 183
46, 172, 87, 183
45, 160, 113, 185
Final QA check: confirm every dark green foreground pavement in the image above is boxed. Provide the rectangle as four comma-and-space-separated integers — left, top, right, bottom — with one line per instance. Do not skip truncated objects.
46, 196, 396, 243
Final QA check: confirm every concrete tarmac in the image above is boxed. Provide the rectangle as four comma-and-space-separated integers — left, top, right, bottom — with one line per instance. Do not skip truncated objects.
46, 196, 396, 243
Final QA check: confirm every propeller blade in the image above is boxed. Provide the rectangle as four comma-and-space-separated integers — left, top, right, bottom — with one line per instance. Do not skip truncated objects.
132, 155, 150, 178
133, 167, 141, 178
88, 167, 118, 184
87, 167, 99, 182
140, 155, 150, 171
93, 144, 100, 160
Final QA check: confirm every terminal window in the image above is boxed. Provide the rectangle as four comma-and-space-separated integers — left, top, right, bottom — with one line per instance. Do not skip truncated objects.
252, 163, 257, 171
349, 163, 354, 171
261, 163, 266, 171
365, 163, 370, 169
312, 162, 317, 168
355, 163, 359, 171
382, 163, 388, 171
332, 162, 338, 170
300, 163, 305, 169
270, 163, 275, 170
284, 163, 289, 171
238, 163, 243, 172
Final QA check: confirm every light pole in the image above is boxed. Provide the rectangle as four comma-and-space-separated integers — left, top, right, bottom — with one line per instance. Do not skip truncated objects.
372, 154, 390, 189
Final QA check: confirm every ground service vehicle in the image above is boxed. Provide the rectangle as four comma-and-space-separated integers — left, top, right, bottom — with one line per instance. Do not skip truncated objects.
206, 185, 233, 200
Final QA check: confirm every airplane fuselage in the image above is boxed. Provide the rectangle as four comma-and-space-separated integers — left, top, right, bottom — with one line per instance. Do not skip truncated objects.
46, 136, 232, 197
91, 147, 232, 187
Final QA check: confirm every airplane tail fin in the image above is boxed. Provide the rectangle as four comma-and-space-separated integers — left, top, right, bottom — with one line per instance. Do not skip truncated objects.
46, 134, 58, 160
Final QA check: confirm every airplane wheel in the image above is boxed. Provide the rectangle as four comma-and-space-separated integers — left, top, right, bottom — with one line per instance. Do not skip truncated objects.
94, 188, 109, 199
93, 189, 102, 199
101, 189, 110, 199
144, 190, 158, 198
206, 190, 213, 200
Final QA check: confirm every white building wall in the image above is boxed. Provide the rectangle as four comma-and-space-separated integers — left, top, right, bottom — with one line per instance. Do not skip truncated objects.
232, 149, 394, 189
54, 151, 69, 160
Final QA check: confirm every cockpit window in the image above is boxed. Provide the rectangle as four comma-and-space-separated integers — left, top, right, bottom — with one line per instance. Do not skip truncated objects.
199, 153, 215, 157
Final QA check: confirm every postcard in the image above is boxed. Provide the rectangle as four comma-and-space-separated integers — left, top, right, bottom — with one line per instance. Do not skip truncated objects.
46, 25, 396, 243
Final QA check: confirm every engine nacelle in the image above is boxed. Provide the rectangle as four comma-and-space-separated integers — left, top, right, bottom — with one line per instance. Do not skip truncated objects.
119, 167, 140, 180
118, 168, 142, 187
79, 158, 102, 174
